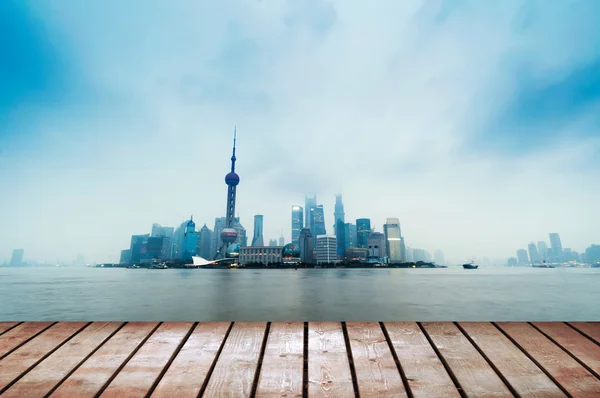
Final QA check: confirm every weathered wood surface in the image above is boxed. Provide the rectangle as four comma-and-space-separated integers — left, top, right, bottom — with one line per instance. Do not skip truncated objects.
0, 322, 19, 335
498, 322, 600, 396
569, 322, 600, 344
346, 322, 407, 397
459, 322, 566, 397
0, 322, 88, 393
533, 322, 600, 376
51, 322, 159, 398
0, 322, 54, 358
0, 321, 599, 397
151, 322, 231, 398
99, 322, 194, 398
308, 322, 355, 397
255, 322, 304, 397
201, 322, 266, 397
385, 322, 460, 397
1, 322, 122, 398
422, 322, 512, 397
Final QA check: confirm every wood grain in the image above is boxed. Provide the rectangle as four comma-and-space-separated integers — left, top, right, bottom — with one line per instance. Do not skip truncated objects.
0, 322, 88, 392
51, 322, 158, 398
459, 322, 565, 397
0, 322, 19, 335
533, 322, 600, 376
346, 322, 407, 397
1, 322, 122, 398
99, 322, 193, 398
384, 322, 459, 398
422, 322, 512, 397
0, 322, 53, 358
568, 322, 600, 345
202, 322, 266, 397
255, 322, 304, 397
308, 322, 355, 397
151, 322, 231, 398
498, 322, 600, 396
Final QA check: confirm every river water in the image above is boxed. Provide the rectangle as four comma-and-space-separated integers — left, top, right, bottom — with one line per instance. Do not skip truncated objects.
1, 267, 598, 321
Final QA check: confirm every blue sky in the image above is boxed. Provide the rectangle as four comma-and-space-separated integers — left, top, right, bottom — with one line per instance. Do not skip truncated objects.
1, 0, 599, 263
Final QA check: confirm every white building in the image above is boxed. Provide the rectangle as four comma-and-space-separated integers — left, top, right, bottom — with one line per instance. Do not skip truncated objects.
316, 235, 337, 264
239, 246, 282, 266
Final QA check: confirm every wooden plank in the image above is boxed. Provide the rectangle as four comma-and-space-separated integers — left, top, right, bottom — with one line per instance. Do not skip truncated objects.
498, 322, 600, 396
308, 322, 355, 397
346, 322, 407, 397
1, 322, 123, 398
0, 322, 88, 392
533, 322, 600, 375
422, 322, 512, 397
51, 322, 158, 398
384, 322, 459, 397
151, 322, 231, 398
202, 322, 266, 397
255, 322, 304, 397
99, 322, 193, 398
567, 322, 600, 345
0, 322, 54, 358
458, 322, 565, 397
0, 323, 19, 335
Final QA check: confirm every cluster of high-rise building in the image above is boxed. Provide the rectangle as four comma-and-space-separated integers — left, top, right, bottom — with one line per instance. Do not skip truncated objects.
508, 233, 600, 266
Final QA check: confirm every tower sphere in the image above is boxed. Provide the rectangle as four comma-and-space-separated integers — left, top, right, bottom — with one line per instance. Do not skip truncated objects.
225, 172, 240, 186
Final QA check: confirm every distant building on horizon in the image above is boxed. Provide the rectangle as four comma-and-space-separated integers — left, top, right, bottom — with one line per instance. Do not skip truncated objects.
367, 232, 386, 261
316, 235, 337, 264
212, 217, 226, 259
291, 206, 303, 245
268, 239, 277, 247
305, 193, 317, 232
356, 218, 371, 249
299, 228, 314, 264
335, 219, 347, 257
197, 224, 213, 259
528, 242, 541, 264
549, 233, 563, 263
313, 205, 326, 236
129, 234, 149, 264
119, 249, 131, 265
333, 194, 345, 226
279, 236, 285, 246
252, 215, 264, 247
516, 248, 529, 265
9, 249, 24, 266
537, 241, 549, 262
384, 218, 403, 263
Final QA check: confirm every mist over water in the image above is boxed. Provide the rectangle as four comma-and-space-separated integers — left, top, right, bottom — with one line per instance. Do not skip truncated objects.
1, 267, 598, 321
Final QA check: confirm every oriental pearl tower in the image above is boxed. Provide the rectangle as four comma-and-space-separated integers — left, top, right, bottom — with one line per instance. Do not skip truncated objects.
216, 127, 240, 259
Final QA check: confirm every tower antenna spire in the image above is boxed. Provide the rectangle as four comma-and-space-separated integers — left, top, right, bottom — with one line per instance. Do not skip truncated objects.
231, 126, 237, 172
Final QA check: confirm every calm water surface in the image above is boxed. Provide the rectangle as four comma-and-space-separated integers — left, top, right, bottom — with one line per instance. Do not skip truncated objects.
1, 267, 598, 321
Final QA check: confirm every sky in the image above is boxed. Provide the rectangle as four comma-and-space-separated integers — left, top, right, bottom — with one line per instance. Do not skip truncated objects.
1, 0, 599, 264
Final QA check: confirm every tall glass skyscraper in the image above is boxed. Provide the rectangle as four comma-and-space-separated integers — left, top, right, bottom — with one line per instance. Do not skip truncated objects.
383, 218, 402, 263
313, 205, 326, 236
291, 206, 303, 244
356, 218, 371, 248
549, 233, 563, 263
305, 193, 317, 231
252, 215, 264, 246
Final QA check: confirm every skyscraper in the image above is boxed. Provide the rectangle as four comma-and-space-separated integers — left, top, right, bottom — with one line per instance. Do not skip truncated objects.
367, 232, 386, 260
528, 242, 541, 264
161, 227, 174, 260
129, 234, 149, 264
305, 193, 317, 230
212, 217, 226, 259
181, 217, 198, 261
549, 233, 563, 263
333, 194, 345, 226
197, 224, 213, 259
217, 128, 240, 259
356, 218, 371, 248
537, 241, 549, 261
335, 219, 347, 257
384, 218, 402, 263
9, 249, 24, 266
291, 206, 303, 245
252, 215, 264, 247
516, 249, 529, 265
299, 228, 314, 264
313, 205, 326, 236
316, 235, 337, 264
279, 236, 285, 246
268, 239, 277, 247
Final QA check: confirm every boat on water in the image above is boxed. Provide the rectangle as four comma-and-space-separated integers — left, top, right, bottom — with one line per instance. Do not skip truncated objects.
127, 265, 140, 269
150, 263, 168, 269
462, 263, 479, 269
532, 264, 555, 268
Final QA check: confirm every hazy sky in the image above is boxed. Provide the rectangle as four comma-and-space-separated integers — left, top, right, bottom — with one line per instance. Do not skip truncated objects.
2, 0, 599, 264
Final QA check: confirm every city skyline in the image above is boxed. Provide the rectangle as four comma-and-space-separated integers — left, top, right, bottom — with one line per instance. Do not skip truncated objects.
2, 1, 600, 263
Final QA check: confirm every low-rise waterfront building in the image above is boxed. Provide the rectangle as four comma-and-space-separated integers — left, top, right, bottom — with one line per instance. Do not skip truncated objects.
239, 246, 283, 266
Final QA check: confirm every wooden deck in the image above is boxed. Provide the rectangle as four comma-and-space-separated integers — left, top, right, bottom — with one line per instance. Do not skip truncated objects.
0, 322, 598, 397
